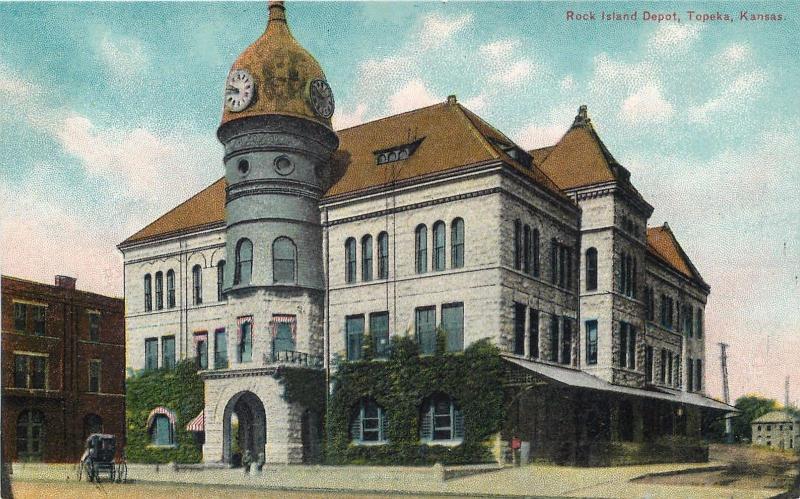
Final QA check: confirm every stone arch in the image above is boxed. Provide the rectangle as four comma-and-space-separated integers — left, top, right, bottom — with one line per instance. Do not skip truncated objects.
222, 391, 266, 465
187, 251, 208, 268
210, 247, 226, 267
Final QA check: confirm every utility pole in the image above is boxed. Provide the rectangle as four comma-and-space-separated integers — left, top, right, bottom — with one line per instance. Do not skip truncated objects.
786, 376, 791, 410
719, 342, 733, 443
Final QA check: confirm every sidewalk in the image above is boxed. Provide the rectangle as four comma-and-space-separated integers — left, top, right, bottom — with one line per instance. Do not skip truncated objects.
11, 461, 780, 498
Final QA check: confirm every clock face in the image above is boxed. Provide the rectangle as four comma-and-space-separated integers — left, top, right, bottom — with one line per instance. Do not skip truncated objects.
308, 79, 334, 119
225, 70, 254, 112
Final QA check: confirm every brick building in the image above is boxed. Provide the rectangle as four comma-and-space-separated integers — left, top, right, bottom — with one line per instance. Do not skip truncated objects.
119, 2, 734, 466
1, 275, 125, 462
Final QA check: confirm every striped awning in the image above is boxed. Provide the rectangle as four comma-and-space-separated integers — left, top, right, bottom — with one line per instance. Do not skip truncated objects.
147, 406, 176, 428
186, 410, 204, 432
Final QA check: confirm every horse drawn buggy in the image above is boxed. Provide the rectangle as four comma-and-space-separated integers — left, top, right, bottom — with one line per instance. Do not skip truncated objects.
77, 433, 127, 483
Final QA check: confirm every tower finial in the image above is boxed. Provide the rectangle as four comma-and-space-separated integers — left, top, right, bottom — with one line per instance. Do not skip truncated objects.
268, 1, 286, 23
572, 104, 590, 127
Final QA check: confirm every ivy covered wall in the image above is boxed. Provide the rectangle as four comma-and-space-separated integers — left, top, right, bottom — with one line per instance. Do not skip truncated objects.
125, 359, 204, 463
326, 335, 506, 465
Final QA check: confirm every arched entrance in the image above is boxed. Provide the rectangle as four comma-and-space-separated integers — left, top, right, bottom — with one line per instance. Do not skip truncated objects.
222, 391, 266, 466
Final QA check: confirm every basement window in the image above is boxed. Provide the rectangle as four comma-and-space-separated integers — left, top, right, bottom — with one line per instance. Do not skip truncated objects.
374, 137, 424, 165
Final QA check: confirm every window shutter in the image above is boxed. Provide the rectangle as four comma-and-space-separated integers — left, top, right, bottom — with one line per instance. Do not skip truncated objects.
420, 404, 433, 441
350, 410, 362, 442
453, 407, 465, 439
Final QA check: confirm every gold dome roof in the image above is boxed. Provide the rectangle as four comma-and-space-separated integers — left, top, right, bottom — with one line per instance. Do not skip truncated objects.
220, 2, 333, 130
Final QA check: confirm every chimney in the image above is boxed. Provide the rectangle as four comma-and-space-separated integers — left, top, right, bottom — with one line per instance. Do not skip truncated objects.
55, 275, 76, 290
446, 95, 457, 106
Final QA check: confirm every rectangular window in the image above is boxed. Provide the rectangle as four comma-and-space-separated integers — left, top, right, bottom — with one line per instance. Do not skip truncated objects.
162, 336, 176, 370
529, 309, 539, 359
89, 359, 101, 393
30, 305, 45, 336
675, 355, 682, 388
645, 346, 654, 383
619, 322, 636, 369
14, 303, 26, 331
687, 356, 694, 391
441, 303, 464, 353
14, 354, 47, 390
685, 306, 693, 337
561, 318, 572, 365
239, 322, 253, 363
273, 320, 295, 354
660, 349, 667, 384
89, 313, 100, 341
145, 338, 158, 370
156, 273, 164, 310
378, 234, 389, 279
513, 303, 526, 355
514, 220, 522, 270
695, 359, 702, 391
696, 308, 703, 338
346, 315, 365, 361
522, 225, 531, 274
667, 352, 674, 385
214, 329, 228, 369
195, 333, 208, 370
549, 315, 559, 362
585, 320, 598, 365
14, 355, 26, 388
370, 312, 390, 358
415, 307, 436, 355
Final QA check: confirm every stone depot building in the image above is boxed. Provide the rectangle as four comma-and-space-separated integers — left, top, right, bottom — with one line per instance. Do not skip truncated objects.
118, 2, 732, 466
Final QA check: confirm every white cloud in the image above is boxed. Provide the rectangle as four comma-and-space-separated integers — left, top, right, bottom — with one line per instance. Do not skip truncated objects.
333, 102, 368, 130
720, 43, 752, 64
588, 53, 658, 95
560, 75, 575, 91
97, 33, 149, 81
479, 39, 519, 58
461, 93, 487, 112
388, 79, 439, 115
688, 70, 767, 124
417, 12, 473, 51
618, 84, 674, 124
489, 59, 534, 87
514, 122, 566, 149
647, 23, 703, 55
0, 62, 38, 98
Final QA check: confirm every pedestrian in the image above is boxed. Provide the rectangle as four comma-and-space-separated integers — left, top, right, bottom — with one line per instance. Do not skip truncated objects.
242, 449, 252, 474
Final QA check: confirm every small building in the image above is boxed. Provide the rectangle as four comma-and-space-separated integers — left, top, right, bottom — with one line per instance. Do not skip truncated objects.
752, 411, 800, 451
1, 275, 125, 462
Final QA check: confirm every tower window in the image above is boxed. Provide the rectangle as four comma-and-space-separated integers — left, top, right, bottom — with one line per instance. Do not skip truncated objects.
237, 159, 250, 175
273, 237, 297, 283
234, 238, 253, 285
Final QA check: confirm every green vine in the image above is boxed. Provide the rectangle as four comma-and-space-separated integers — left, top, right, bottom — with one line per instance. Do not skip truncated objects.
124, 359, 204, 464
326, 335, 505, 465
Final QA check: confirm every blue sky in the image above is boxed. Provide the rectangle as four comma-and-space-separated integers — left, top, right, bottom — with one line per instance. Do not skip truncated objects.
1, 2, 798, 404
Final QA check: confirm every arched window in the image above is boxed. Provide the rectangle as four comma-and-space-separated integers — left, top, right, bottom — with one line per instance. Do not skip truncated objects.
166, 270, 175, 308
234, 238, 253, 285
216, 261, 225, 301
17, 409, 44, 461
143, 274, 152, 312
377, 232, 389, 279
192, 265, 203, 305
273, 237, 297, 283
155, 271, 164, 310
451, 218, 464, 268
361, 235, 373, 281
345, 238, 357, 283
415, 225, 428, 274
432, 221, 445, 271
351, 399, 388, 444
585, 248, 598, 291
148, 408, 176, 446
150, 414, 174, 446
420, 394, 463, 442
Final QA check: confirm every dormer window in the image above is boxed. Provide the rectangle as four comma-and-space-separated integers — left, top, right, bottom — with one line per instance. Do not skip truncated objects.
487, 137, 532, 168
374, 137, 424, 165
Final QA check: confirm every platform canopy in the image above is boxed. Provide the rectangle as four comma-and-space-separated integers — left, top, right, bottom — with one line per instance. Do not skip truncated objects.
503, 355, 737, 413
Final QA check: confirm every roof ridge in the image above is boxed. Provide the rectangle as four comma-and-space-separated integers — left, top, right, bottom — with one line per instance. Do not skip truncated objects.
453, 103, 502, 159
335, 102, 446, 133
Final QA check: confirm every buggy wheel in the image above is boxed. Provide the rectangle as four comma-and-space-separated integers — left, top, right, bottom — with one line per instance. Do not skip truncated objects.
118, 463, 127, 483
76, 461, 83, 481
88, 461, 97, 483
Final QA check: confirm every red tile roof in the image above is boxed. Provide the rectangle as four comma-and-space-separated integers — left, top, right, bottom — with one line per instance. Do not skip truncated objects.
647, 223, 708, 289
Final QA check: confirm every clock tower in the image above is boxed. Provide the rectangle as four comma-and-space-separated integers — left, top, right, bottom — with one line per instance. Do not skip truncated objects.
205, 0, 338, 464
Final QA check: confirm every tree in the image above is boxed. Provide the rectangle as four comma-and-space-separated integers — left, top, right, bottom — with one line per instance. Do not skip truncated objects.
732, 395, 779, 442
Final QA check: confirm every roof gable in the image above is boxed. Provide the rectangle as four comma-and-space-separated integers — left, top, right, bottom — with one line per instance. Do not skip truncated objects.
646, 223, 708, 289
